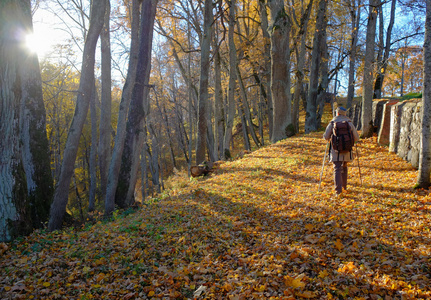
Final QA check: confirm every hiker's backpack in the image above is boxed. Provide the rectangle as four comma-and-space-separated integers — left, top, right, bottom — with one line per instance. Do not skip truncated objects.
331, 121, 354, 153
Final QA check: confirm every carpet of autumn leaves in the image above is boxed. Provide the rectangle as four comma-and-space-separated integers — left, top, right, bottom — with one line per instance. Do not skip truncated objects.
1, 133, 431, 299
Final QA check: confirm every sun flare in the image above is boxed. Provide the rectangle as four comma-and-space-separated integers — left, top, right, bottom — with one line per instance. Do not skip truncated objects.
25, 31, 53, 58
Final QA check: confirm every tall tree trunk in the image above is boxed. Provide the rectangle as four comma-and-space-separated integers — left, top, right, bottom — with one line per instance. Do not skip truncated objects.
99, 0, 112, 202
373, 0, 396, 99
115, 0, 158, 209
258, 1, 273, 139
346, 0, 361, 109
105, 0, 140, 216
213, 2, 224, 159
148, 124, 161, 193
292, 0, 313, 133
48, 0, 106, 231
88, 85, 98, 212
238, 101, 251, 151
196, 0, 213, 164
223, 0, 237, 160
316, 34, 329, 127
416, 0, 431, 188
0, 0, 53, 241
268, 0, 293, 142
305, 0, 327, 133
214, 44, 224, 160
140, 145, 148, 201
361, 0, 379, 138
236, 65, 261, 147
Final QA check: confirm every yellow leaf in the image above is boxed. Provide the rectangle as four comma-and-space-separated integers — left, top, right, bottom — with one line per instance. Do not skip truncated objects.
284, 275, 305, 289
4, 287, 11, 292
96, 273, 105, 282
43, 282, 50, 287
352, 241, 358, 249
305, 224, 313, 231
334, 239, 344, 251
337, 261, 357, 273
148, 290, 155, 297
255, 284, 266, 292
296, 291, 317, 298
318, 269, 329, 279
223, 283, 233, 291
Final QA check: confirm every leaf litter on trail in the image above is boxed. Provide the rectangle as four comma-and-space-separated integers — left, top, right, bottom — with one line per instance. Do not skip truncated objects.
1, 133, 431, 299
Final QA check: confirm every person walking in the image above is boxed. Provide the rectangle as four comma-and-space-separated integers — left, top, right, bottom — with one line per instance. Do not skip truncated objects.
323, 106, 360, 196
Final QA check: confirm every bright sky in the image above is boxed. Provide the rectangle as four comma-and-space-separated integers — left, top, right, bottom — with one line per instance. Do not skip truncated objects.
29, 1, 127, 84
26, 22, 57, 58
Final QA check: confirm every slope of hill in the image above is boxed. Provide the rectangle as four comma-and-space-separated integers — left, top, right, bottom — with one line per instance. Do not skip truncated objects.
1, 132, 430, 299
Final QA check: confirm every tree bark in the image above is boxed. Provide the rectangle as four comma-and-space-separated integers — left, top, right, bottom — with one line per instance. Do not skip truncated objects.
195, 0, 213, 164
0, 0, 53, 241
105, 0, 140, 216
346, 0, 361, 109
236, 65, 261, 147
88, 85, 98, 212
416, 0, 431, 188
305, 0, 327, 133
268, 0, 293, 142
48, 0, 106, 231
373, 0, 396, 99
115, 0, 158, 209
214, 43, 224, 160
99, 0, 112, 202
291, 0, 314, 133
316, 33, 329, 127
223, 0, 237, 160
361, 0, 379, 138
258, 1, 273, 139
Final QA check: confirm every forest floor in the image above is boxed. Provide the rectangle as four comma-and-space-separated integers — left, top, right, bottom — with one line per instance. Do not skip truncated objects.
1, 132, 431, 299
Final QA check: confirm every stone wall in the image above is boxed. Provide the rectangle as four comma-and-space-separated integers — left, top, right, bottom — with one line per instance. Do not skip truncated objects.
348, 98, 422, 169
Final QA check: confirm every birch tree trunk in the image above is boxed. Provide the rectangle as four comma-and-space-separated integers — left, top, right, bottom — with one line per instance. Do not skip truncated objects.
305, 0, 327, 133
0, 0, 53, 241
114, 0, 158, 209
361, 0, 379, 138
48, 0, 106, 231
416, 0, 431, 188
346, 0, 361, 109
268, 0, 293, 142
99, 0, 112, 202
195, 0, 213, 164
105, 0, 141, 216
223, 0, 237, 160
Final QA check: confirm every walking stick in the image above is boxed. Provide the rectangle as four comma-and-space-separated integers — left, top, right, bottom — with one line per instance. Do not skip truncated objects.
356, 144, 362, 186
318, 142, 330, 191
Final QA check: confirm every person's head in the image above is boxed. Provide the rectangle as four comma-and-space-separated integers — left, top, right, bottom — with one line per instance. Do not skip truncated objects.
336, 106, 347, 116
